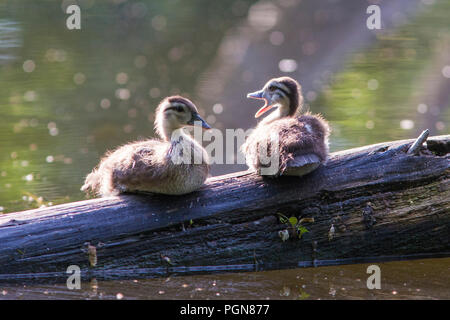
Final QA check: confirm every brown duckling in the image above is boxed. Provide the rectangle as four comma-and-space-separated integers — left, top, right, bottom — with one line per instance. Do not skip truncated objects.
81, 96, 211, 196
241, 76, 330, 176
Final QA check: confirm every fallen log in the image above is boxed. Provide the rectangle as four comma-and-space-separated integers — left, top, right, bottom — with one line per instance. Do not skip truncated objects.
0, 134, 449, 282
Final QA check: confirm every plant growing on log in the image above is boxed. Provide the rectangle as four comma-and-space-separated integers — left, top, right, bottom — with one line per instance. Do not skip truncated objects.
277, 213, 314, 240
297, 289, 310, 300
160, 253, 174, 266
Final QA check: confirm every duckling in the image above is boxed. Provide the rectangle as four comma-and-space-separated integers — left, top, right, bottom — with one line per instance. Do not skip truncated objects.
241, 76, 330, 177
81, 96, 211, 196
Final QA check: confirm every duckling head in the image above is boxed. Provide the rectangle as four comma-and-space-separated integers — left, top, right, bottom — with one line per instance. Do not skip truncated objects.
155, 96, 211, 141
247, 77, 303, 121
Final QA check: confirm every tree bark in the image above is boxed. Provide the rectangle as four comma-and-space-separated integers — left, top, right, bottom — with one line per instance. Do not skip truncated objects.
0, 135, 449, 282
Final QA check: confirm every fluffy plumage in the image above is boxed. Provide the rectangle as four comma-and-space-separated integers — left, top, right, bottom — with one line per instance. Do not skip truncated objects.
242, 77, 330, 176
81, 96, 210, 196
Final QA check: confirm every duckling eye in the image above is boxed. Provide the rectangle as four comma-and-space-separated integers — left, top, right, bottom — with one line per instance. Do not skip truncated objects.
268, 85, 276, 92
169, 105, 185, 113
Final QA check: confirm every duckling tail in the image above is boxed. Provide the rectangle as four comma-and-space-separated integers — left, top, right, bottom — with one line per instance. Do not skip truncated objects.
80, 170, 101, 195
283, 154, 321, 177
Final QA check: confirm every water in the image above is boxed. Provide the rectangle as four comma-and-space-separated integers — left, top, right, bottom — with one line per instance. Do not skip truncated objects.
0, 0, 449, 299
1, 258, 449, 300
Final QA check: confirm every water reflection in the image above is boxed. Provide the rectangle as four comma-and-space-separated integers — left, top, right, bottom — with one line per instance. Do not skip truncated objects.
0, 19, 20, 64
1, 258, 449, 300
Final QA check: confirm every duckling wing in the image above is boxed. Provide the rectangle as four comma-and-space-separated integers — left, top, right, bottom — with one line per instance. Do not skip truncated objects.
111, 139, 209, 195
276, 114, 330, 174
111, 140, 171, 187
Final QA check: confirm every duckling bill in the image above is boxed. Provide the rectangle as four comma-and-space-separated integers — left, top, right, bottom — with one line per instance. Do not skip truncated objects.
241, 76, 330, 176
81, 96, 211, 196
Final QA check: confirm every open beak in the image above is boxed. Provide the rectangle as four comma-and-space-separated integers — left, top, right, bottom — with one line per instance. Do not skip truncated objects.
189, 113, 211, 130
247, 90, 274, 118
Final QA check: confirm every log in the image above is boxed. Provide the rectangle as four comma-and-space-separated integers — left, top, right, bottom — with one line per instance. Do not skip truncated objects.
0, 134, 449, 282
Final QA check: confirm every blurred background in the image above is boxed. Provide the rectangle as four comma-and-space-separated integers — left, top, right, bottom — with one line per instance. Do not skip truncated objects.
0, 0, 449, 214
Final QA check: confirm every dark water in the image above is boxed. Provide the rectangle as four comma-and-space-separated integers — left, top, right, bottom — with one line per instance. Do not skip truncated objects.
1, 258, 449, 300
0, 0, 449, 299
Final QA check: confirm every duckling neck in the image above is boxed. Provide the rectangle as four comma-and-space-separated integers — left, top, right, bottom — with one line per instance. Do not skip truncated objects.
168, 128, 206, 165
260, 103, 292, 125
169, 128, 191, 143
158, 122, 176, 142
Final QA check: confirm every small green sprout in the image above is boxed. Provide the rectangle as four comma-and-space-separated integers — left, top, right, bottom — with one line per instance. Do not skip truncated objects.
160, 253, 174, 266
288, 217, 298, 226
278, 213, 288, 224
297, 225, 309, 238
298, 289, 310, 300
277, 213, 314, 239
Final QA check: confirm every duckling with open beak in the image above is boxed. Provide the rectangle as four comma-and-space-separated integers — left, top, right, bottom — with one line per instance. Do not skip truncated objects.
241, 76, 330, 176
81, 96, 211, 196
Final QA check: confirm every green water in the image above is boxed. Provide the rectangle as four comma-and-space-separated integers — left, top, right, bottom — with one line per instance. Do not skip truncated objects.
0, 0, 449, 299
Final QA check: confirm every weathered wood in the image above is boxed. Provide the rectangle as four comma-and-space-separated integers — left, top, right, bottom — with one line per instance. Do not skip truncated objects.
407, 129, 430, 155
0, 135, 449, 282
